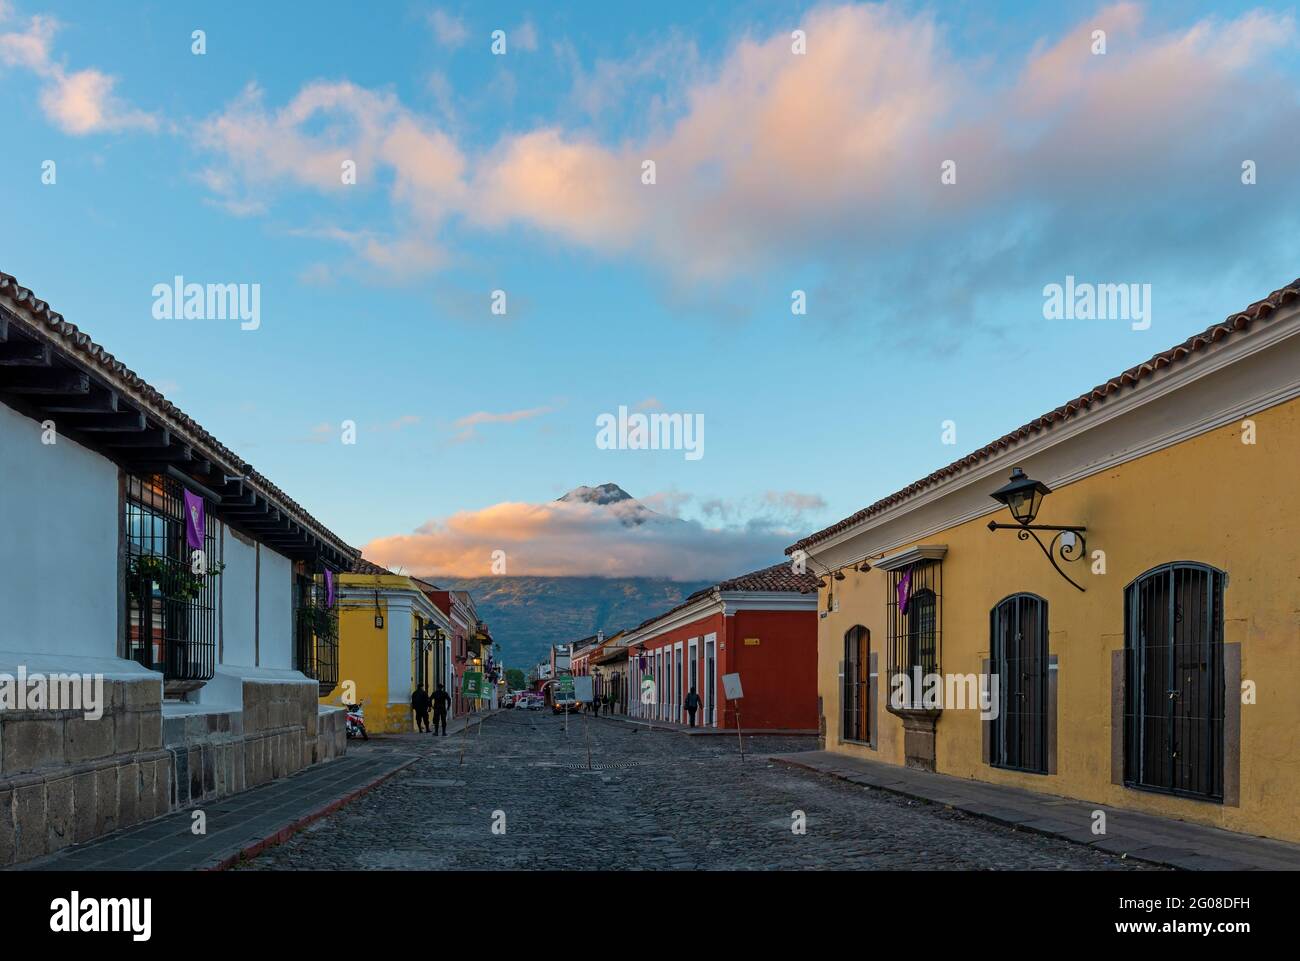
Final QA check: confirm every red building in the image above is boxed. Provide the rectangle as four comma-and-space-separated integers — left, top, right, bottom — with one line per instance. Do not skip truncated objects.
623, 563, 820, 730
423, 587, 482, 716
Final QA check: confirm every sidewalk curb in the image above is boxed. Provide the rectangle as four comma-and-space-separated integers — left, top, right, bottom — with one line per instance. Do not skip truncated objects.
769, 754, 1182, 869
595, 715, 817, 737
210, 754, 419, 871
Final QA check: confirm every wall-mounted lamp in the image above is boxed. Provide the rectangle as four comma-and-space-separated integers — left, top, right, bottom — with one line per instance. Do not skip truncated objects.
987, 467, 1088, 591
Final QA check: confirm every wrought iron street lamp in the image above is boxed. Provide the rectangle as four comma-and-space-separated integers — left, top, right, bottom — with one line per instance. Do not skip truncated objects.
987, 467, 1088, 592
989, 467, 1051, 525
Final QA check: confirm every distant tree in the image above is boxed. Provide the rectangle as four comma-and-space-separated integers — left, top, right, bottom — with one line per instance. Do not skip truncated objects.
506, 667, 526, 690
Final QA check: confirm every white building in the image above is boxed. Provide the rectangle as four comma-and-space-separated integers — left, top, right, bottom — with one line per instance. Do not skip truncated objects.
0, 270, 358, 866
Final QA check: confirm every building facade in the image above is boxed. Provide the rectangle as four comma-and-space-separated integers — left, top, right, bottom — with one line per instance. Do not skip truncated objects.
322, 563, 452, 733
0, 270, 356, 867
623, 564, 820, 729
425, 588, 484, 716
789, 278, 1300, 843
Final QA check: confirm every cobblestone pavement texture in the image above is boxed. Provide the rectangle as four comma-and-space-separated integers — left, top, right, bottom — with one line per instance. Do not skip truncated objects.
242, 712, 1159, 870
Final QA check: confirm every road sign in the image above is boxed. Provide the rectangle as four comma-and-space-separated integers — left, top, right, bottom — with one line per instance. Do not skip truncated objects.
462, 671, 485, 699
573, 675, 595, 703
722, 673, 744, 700
554, 675, 574, 695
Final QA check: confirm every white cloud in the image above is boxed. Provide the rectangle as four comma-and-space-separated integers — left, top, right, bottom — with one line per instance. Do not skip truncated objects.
512, 20, 538, 52
427, 9, 468, 48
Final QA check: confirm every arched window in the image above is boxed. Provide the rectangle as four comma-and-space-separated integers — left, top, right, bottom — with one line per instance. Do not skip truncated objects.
842, 626, 870, 742
989, 594, 1048, 773
1124, 562, 1225, 800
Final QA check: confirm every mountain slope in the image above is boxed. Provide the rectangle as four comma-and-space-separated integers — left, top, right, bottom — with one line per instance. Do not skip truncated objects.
434, 575, 712, 670
555, 482, 679, 528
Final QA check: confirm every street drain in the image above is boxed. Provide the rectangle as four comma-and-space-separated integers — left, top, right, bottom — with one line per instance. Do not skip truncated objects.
559, 761, 640, 771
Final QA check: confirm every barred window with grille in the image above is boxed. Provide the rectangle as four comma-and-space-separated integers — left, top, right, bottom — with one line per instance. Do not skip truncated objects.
295, 570, 340, 697
1124, 562, 1225, 802
411, 614, 430, 693
990, 593, 1049, 773
886, 561, 941, 708
124, 473, 218, 688
842, 626, 870, 742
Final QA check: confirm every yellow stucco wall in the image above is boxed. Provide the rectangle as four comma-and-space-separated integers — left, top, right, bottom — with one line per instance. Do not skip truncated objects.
818, 394, 1300, 841
319, 574, 427, 734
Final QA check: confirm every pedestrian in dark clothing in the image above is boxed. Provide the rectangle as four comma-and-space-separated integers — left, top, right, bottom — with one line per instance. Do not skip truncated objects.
412, 686, 431, 732
432, 684, 451, 735
592, 695, 601, 717
684, 688, 701, 727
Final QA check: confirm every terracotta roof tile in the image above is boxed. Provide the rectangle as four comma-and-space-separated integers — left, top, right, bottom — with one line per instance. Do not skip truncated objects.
0, 270, 358, 563
351, 556, 394, 576
629, 562, 819, 636
787, 276, 1300, 554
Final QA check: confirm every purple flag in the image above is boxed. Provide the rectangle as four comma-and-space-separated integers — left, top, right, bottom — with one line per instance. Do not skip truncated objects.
897, 566, 913, 615
183, 489, 205, 552
324, 569, 336, 609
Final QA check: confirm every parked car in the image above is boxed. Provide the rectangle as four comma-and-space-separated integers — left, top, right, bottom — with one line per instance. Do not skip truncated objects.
516, 695, 540, 710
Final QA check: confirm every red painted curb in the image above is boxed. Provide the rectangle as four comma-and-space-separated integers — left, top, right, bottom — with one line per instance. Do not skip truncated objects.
205, 755, 419, 871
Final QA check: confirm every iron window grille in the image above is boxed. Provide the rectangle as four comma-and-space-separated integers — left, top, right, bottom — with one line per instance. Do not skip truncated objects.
886, 561, 941, 708
1124, 562, 1225, 802
841, 626, 870, 743
294, 571, 339, 697
411, 615, 430, 693
989, 593, 1049, 774
124, 473, 217, 688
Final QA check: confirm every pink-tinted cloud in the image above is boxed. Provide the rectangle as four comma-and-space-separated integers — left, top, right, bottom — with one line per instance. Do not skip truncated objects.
449, 405, 554, 444
472, 2, 1297, 279
188, 3, 1300, 294
0, 10, 158, 134
364, 493, 795, 579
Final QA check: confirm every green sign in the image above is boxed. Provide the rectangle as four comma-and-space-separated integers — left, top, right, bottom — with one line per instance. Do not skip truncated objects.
462, 671, 485, 698
554, 676, 574, 695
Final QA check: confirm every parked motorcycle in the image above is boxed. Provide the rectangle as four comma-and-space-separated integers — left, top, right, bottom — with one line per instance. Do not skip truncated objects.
344, 702, 368, 740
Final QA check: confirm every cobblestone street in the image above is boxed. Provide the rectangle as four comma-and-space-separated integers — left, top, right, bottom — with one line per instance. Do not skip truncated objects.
243, 712, 1156, 870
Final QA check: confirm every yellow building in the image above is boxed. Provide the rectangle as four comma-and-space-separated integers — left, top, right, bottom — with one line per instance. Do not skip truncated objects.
320, 560, 453, 734
790, 278, 1300, 843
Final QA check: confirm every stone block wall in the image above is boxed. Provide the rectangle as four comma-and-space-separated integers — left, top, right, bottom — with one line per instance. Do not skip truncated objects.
0, 678, 170, 866
1, 675, 346, 867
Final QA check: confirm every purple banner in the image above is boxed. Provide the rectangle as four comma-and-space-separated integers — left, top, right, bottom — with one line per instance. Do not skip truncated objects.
896, 566, 913, 615
183, 489, 205, 552
324, 569, 335, 609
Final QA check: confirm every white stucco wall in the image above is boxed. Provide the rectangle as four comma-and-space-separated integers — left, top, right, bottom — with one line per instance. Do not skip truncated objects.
0, 402, 119, 660
387, 597, 412, 707
257, 546, 292, 669
219, 523, 258, 668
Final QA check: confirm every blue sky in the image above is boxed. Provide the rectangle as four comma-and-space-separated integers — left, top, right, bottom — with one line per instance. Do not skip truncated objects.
3, 1, 1298, 579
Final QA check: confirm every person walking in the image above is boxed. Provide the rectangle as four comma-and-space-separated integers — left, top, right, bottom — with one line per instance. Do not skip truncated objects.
411, 685, 431, 733
432, 684, 451, 735
592, 693, 601, 717
684, 687, 701, 728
